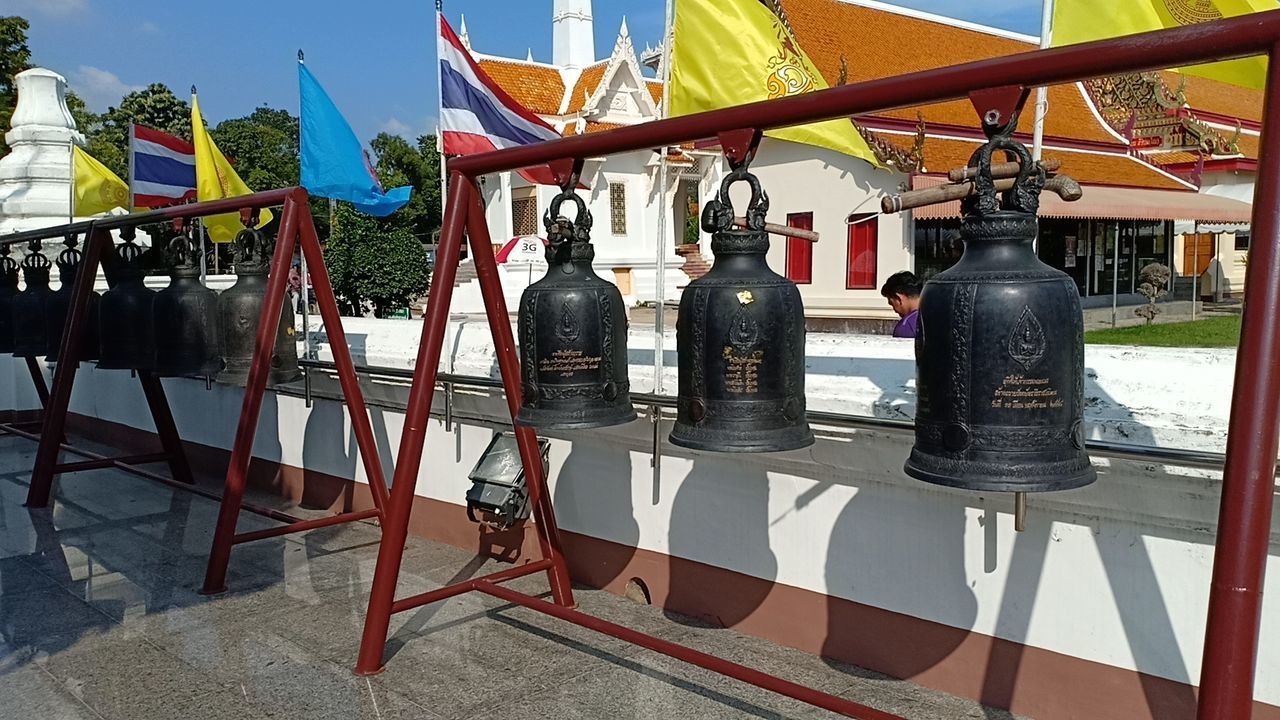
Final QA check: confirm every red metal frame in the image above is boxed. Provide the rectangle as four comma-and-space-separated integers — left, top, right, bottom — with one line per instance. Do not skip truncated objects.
352, 13, 1280, 720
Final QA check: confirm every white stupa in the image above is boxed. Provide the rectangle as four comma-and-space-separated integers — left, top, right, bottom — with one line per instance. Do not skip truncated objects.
0, 68, 87, 236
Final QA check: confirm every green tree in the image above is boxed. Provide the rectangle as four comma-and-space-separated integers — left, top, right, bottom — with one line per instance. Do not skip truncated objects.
211, 106, 300, 191
369, 132, 441, 243
324, 201, 431, 318
0, 16, 32, 156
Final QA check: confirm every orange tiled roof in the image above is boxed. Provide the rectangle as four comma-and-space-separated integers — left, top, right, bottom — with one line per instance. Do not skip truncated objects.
919, 137, 1191, 191
1234, 132, 1259, 160
779, 0, 1120, 144
646, 80, 663, 106
565, 62, 610, 114
476, 58, 565, 116
562, 121, 626, 137
1165, 71, 1263, 124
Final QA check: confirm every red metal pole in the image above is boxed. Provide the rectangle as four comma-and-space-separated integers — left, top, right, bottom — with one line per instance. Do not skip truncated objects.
296, 211, 389, 511
202, 192, 305, 594
464, 186, 574, 607
1196, 44, 1280, 720
355, 173, 472, 675
24, 356, 49, 408
27, 225, 108, 508
138, 371, 195, 485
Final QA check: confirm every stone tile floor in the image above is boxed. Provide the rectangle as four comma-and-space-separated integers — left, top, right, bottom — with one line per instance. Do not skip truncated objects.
0, 433, 1027, 719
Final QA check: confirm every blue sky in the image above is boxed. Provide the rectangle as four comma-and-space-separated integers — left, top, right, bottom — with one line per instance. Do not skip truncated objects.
4, 0, 1042, 144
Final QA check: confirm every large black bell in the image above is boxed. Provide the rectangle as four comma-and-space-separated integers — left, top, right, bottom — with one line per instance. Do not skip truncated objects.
153, 232, 222, 378
46, 234, 101, 362
217, 226, 300, 386
0, 245, 19, 353
515, 189, 635, 430
12, 241, 54, 358
669, 168, 813, 453
905, 127, 1095, 493
98, 228, 156, 371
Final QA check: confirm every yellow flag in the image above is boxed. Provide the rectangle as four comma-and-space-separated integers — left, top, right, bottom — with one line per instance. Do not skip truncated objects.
72, 145, 129, 216
191, 94, 272, 243
1053, 0, 1277, 89
669, 0, 882, 168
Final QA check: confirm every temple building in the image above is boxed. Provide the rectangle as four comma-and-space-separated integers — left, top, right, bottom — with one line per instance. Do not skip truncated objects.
464, 0, 1256, 326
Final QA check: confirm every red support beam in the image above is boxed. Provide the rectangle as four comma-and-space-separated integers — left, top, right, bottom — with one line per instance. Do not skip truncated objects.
1196, 41, 1280, 720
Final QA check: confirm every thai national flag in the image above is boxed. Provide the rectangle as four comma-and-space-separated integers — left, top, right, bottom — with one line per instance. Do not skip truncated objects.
438, 14, 565, 186
129, 124, 197, 209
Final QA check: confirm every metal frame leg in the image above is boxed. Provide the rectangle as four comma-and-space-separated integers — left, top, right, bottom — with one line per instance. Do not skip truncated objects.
138, 371, 195, 486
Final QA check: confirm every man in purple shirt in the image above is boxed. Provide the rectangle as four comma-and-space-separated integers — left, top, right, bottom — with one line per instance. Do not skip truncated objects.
880, 271, 922, 339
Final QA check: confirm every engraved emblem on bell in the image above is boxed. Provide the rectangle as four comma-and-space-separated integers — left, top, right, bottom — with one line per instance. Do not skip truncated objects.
216, 225, 301, 386
904, 117, 1095, 493
1007, 306, 1046, 369
669, 166, 813, 453
515, 188, 635, 430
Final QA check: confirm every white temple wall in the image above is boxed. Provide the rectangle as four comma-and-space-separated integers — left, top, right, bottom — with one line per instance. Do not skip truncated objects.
3, 318, 1275, 713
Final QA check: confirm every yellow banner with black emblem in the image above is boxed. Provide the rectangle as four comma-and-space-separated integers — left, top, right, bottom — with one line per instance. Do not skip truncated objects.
72, 145, 129, 217
669, 0, 882, 168
1053, 0, 1277, 89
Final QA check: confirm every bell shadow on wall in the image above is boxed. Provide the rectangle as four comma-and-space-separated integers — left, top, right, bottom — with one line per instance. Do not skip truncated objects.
299, 396, 357, 512
552, 439, 638, 592
665, 457, 777, 628
971, 370, 1202, 720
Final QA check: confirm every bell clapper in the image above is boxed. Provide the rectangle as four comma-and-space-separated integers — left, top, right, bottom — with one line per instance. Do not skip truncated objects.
1014, 492, 1027, 532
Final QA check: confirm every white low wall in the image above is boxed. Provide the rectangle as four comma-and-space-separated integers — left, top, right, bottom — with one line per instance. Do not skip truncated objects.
4, 317, 1276, 714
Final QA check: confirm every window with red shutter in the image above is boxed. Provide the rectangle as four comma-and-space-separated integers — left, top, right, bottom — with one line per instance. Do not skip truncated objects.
785, 212, 813, 284
846, 215, 878, 290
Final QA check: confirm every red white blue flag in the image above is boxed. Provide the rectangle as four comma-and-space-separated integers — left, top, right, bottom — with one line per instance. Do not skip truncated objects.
128, 124, 197, 209
437, 14, 564, 185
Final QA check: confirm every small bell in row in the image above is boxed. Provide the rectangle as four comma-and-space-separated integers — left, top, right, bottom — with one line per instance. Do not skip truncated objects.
516, 188, 635, 430
669, 167, 814, 453
0, 245, 19, 354
153, 230, 222, 378
906, 122, 1095, 493
12, 239, 54, 358
98, 227, 156, 371
45, 233, 101, 363
217, 225, 300, 386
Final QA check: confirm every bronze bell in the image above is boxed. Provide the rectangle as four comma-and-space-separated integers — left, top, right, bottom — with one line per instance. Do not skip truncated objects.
98, 228, 156, 371
12, 240, 55, 358
217, 226, 300, 386
669, 168, 813, 453
153, 231, 222, 378
905, 126, 1095, 493
516, 189, 635, 429
46, 234, 101, 362
0, 245, 19, 353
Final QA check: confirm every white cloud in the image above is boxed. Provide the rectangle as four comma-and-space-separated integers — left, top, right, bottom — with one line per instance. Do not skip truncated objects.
0, 0, 87, 17
70, 65, 142, 111
379, 117, 413, 137
138, 21, 160, 34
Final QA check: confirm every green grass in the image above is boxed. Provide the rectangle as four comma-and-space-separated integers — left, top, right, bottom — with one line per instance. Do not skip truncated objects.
1084, 316, 1241, 348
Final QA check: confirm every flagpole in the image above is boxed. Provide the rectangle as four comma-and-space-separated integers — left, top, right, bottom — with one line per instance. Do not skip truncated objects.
653, 0, 675, 400
436, 2, 449, 230
127, 121, 136, 212
1031, 0, 1054, 162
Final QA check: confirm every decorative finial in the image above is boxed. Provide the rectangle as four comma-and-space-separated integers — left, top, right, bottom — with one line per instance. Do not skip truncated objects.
298, 49, 305, 62
190, 84, 197, 95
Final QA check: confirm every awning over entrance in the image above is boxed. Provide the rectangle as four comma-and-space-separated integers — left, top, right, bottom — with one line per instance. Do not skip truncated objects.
908, 176, 1253, 223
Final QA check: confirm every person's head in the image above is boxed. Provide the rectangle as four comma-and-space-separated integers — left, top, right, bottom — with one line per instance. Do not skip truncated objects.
880, 271, 923, 318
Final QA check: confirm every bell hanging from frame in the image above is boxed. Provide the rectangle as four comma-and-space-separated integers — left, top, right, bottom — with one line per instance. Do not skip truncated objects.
904, 122, 1095, 493
0, 244, 20, 354
98, 227, 157, 371
669, 167, 814, 453
11, 240, 55, 358
153, 228, 222, 378
217, 225, 300, 386
46, 233, 101, 362
515, 189, 636, 430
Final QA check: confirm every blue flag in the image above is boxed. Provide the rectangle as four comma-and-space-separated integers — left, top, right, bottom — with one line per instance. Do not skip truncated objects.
299, 62, 411, 217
